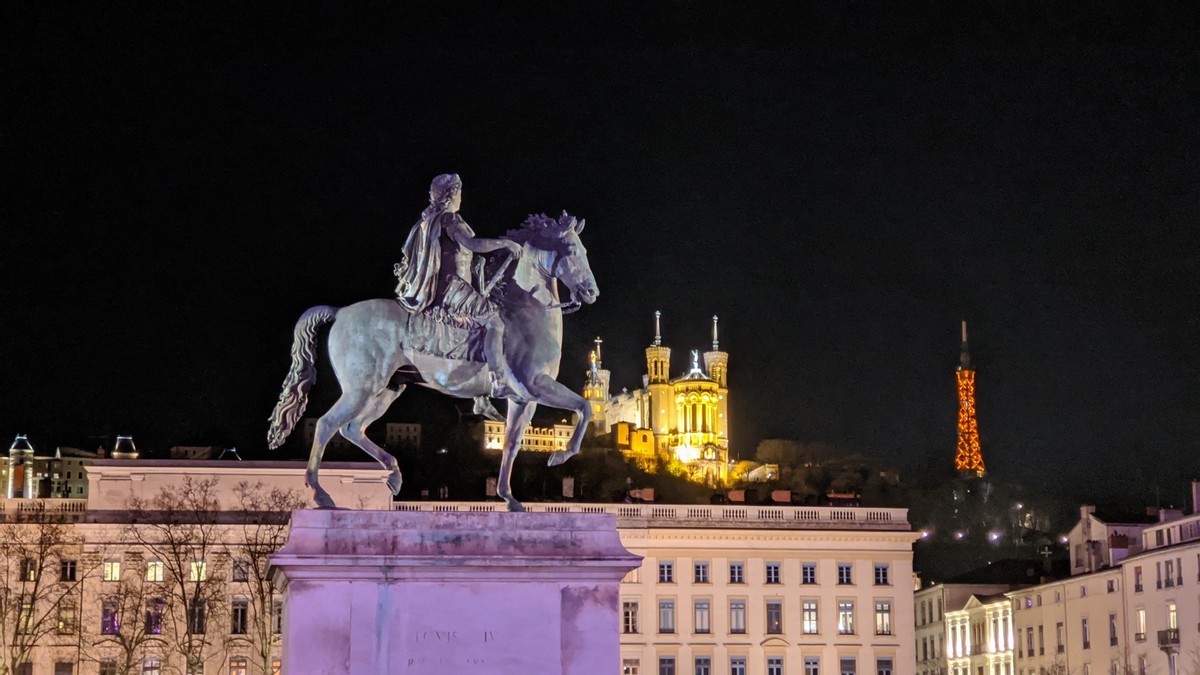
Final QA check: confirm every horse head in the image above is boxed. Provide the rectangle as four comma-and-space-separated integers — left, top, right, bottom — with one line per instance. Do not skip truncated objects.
513, 212, 598, 306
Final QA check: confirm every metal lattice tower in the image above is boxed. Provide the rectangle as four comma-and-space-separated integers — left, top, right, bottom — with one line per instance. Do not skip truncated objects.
954, 321, 986, 477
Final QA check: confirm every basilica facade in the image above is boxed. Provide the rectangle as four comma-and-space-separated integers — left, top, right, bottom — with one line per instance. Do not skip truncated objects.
584, 312, 731, 486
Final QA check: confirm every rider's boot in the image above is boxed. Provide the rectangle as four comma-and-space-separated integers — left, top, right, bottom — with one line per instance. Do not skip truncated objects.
473, 395, 505, 422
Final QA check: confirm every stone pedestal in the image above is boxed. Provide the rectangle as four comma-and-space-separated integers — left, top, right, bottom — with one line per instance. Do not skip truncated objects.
269, 510, 641, 675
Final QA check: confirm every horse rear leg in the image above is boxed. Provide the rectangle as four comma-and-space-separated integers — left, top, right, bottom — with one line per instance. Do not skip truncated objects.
307, 407, 345, 509
341, 387, 405, 496
307, 387, 391, 508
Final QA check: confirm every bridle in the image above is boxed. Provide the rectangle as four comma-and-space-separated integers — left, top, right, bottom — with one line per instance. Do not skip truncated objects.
522, 242, 583, 314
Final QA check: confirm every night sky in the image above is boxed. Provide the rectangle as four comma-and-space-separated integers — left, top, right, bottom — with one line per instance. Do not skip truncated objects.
4, 3, 1198, 506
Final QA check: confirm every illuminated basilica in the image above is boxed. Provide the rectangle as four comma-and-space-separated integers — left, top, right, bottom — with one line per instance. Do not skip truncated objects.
584, 312, 731, 486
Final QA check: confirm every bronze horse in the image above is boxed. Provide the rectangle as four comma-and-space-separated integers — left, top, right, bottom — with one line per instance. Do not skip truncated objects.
267, 213, 597, 511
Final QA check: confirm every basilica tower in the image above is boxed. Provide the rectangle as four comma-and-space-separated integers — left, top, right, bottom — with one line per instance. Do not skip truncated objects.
645, 311, 674, 445
583, 337, 611, 429
702, 315, 730, 444
954, 321, 987, 477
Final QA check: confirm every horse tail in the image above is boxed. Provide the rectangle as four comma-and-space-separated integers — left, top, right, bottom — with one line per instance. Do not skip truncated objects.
267, 305, 339, 449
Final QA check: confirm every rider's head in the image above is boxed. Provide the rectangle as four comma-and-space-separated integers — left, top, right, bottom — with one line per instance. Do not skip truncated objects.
429, 173, 463, 212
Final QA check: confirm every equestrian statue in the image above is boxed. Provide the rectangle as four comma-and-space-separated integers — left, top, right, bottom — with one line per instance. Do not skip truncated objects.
267, 174, 599, 511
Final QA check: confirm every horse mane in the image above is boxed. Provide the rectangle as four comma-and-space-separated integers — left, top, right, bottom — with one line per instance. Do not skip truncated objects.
505, 212, 572, 245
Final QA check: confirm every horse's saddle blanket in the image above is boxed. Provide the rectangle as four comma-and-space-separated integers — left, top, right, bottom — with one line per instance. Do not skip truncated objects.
396, 305, 486, 363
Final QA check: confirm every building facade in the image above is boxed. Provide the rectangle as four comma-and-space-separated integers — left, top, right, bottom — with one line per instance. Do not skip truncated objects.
916, 584, 1026, 675
4, 463, 919, 675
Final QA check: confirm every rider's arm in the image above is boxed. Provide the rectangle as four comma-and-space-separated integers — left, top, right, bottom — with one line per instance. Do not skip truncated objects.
444, 215, 521, 255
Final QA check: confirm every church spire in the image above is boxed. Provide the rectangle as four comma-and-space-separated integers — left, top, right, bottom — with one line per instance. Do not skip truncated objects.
653, 310, 662, 347
712, 315, 720, 351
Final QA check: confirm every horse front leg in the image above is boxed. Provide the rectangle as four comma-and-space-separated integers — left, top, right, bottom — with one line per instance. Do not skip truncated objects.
498, 400, 537, 512
525, 376, 592, 467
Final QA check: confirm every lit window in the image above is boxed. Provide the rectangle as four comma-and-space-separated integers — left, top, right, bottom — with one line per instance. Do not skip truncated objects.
145, 561, 164, 582
189, 560, 207, 582
142, 660, 161, 675
19, 558, 37, 582
874, 601, 892, 635
16, 598, 33, 634
623, 659, 640, 675
103, 560, 122, 582
57, 602, 78, 635
802, 600, 819, 634
229, 657, 247, 675
838, 600, 855, 635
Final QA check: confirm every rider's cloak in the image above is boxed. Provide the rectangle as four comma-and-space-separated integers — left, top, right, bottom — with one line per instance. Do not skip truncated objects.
394, 209, 446, 313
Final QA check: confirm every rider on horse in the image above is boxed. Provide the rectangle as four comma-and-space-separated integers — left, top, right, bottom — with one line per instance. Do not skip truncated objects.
393, 173, 530, 419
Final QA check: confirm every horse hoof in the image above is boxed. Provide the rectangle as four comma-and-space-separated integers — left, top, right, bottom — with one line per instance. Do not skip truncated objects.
547, 451, 573, 467
386, 470, 403, 495
506, 501, 526, 513
313, 493, 337, 509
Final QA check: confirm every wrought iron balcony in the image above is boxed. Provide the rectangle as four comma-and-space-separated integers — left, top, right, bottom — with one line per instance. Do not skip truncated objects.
1157, 628, 1180, 652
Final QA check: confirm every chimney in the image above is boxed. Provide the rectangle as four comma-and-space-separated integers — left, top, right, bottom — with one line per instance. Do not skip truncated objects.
1192, 480, 1200, 515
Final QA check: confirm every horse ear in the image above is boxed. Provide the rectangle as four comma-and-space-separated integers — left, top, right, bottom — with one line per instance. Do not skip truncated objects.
558, 216, 577, 238
575, 218, 585, 234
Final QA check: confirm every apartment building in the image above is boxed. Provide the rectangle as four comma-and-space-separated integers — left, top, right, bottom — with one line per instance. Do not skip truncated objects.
916, 584, 1028, 675
612, 505, 920, 675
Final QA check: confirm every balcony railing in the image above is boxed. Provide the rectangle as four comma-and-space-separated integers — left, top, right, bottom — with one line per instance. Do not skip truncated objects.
391, 501, 911, 529
1158, 628, 1180, 651
0, 498, 88, 514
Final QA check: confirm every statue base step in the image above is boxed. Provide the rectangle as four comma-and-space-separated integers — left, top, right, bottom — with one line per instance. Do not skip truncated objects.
269, 509, 640, 675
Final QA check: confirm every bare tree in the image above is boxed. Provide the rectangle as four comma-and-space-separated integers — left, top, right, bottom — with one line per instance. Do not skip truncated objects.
79, 548, 171, 675
125, 477, 229, 675
0, 507, 92, 675
229, 482, 305, 675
